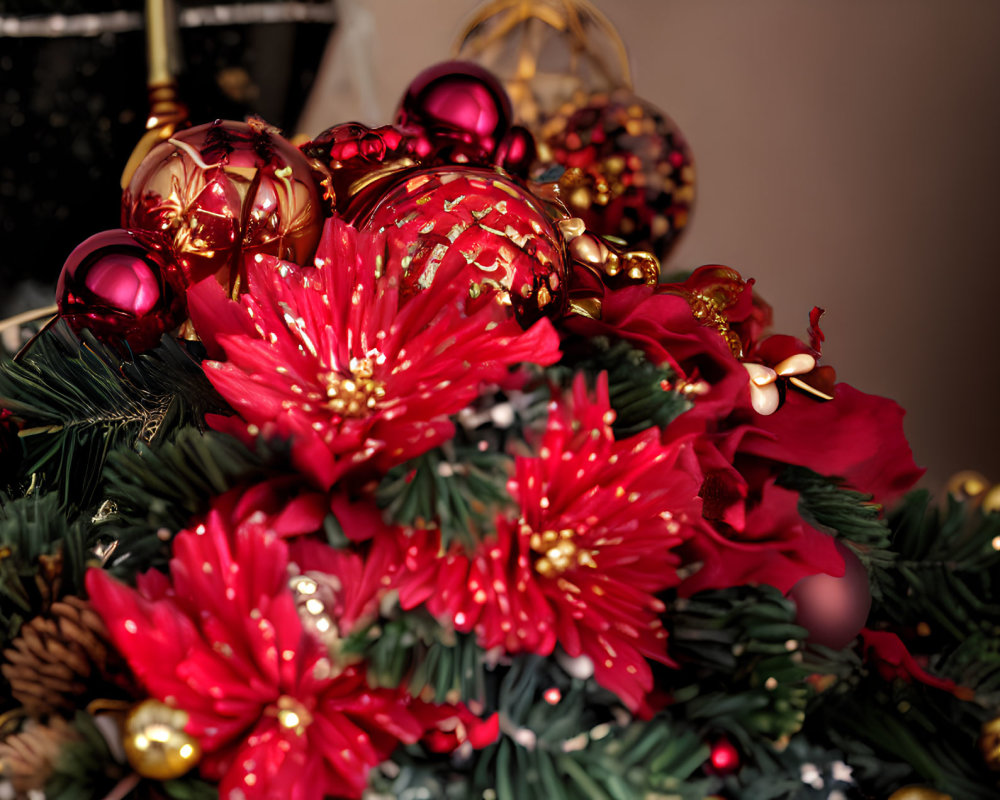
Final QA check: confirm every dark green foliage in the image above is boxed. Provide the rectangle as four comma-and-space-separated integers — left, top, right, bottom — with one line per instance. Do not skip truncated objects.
45, 711, 128, 800
668, 586, 812, 748
778, 466, 895, 593
0, 491, 88, 647
551, 335, 691, 437
375, 443, 514, 550
371, 655, 713, 800
474, 657, 712, 800
721, 736, 863, 799
103, 428, 277, 532
345, 610, 487, 704
813, 673, 999, 799
98, 427, 283, 578
161, 775, 220, 800
877, 490, 1000, 643
0, 323, 227, 508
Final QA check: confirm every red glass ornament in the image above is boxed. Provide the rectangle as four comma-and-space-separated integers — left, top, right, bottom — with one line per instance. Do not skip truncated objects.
356, 166, 568, 325
56, 229, 187, 351
708, 737, 740, 775
789, 542, 872, 650
303, 122, 430, 219
396, 61, 513, 163
122, 119, 324, 289
496, 125, 538, 178
539, 88, 695, 261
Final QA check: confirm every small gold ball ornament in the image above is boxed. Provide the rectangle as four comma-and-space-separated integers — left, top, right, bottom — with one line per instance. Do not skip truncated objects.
944, 470, 990, 501
122, 699, 201, 780
979, 715, 1000, 771
886, 786, 953, 800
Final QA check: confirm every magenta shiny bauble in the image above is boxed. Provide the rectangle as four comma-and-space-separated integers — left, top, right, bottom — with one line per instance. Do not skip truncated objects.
56, 229, 186, 351
789, 542, 872, 650
396, 61, 512, 162
495, 125, 538, 178
123, 119, 324, 289
357, 166, 567, 325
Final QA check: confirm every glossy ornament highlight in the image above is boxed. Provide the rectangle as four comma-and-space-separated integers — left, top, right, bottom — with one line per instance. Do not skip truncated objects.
56, 229, 186, 351
122, 699, 201, 781
789, 542, 872, 650
122, 118, 323, 290
396, 60, 513, 163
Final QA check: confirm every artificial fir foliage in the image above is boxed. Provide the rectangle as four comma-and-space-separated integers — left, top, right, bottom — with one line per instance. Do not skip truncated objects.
0, 59, 998, 800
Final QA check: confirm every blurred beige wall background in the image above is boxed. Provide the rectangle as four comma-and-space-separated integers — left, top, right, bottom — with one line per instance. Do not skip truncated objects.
303, 0, 1000, 492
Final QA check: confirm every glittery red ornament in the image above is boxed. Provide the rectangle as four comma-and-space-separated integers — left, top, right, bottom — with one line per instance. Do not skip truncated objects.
396, 61, 513, 163
56, 229, 186, 351
122, 119, 324, 289
708, 737, 741, 775
356, 166, 568, 325
539, 88, 695, 261
789, 542, 872, 650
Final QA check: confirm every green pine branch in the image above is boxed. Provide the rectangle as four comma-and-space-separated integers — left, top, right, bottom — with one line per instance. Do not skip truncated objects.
667, 586, 812, 747
875, 491, 1000, 644
549, 335, 691, 437
343, 608, 487, 705
0, 323, 228, 508
778, 466, 896, 598
375, 442, 515, 550
97, 427, 284, 579
813, 675, 1000, 799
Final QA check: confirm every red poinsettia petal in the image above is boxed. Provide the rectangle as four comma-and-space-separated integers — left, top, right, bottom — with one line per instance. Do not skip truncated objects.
193, 217, 562, 489
742, 384, 924, 505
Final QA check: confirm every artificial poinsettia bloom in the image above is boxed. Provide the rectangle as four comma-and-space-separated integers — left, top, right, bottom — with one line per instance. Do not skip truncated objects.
395, 374, 704, 712
86, 486, 435, 800
564, 267, 922, 592
187, 217, 562, 489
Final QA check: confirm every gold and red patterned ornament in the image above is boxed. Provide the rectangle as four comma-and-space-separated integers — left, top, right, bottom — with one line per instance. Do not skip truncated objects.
456, 0, 695, 261
356, 166, 569, 324
304, 62, 574, 325
538, 88, 695, 261
304, 60, 668, 326
122, 118, 325, 292
55, 229, 187, 352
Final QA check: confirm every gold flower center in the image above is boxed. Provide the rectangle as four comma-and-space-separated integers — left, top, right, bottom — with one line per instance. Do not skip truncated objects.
323, 358, 386, 417
526, 526, 597, 578
272, 695, 313, 736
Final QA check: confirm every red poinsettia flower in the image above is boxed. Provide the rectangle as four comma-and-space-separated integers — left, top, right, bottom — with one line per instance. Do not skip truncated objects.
187, 217, 561, 489
395, 374, 704, 713
86, 485, 432, 800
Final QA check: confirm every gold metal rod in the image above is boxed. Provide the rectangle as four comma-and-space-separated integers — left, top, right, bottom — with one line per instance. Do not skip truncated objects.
146, 0, 174, 87
0, 304, 59, 333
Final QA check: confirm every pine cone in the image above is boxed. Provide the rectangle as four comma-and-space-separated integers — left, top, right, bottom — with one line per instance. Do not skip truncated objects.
0, 716, 78, 793
1, 595, 131, 717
